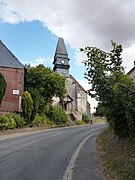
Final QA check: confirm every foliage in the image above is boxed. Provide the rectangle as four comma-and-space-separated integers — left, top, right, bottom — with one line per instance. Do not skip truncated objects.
95, 102, 107, 117
5, 113, 26, 128
24, 64, 66, 113
0, 114, 16, 130
47, 106, 68, 126
32, 114, 46, 127
82, 114, 89, 123
76, 120, 86, 125
32, 114, 54, 127
28, 88, 40, 121
96, 127, 135, 180
21, 91, 33, 124
81, 41, 135, 138
0, 72, 6, 105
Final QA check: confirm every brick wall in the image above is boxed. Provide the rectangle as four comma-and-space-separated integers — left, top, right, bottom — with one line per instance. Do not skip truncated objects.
0, 67, 24, 112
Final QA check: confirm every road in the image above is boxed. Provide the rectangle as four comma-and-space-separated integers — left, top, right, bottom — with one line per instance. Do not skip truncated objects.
0, 124, 105, 180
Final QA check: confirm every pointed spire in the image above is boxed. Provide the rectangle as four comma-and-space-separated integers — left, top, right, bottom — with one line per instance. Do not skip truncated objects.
54, 37, 68, 58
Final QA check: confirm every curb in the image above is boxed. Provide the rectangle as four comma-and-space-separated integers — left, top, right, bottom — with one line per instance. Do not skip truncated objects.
62, 132, 96, 180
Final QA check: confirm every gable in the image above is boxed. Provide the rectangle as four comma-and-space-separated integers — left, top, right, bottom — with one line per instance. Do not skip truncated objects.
0, 40, 24, 69
70, 75, 86, 92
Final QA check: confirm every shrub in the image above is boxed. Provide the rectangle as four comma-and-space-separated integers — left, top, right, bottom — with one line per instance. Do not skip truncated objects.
76, 120, 86, 125
5, 113, 25, 128
47, 106, 68, 126
0, 115, 16, 130
21, 91, 33, 124
0, 72, 6, 105
28, 88, 40, 121
32, 114, 46, 127
32, 114, 54, 127
82, 114, 90, 124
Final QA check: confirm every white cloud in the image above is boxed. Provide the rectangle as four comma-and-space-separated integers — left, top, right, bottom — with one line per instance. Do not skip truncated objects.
22, 57, 49, 67
1, 0, 135, 111
1, 0, 135, 67
122, 43, 135, 73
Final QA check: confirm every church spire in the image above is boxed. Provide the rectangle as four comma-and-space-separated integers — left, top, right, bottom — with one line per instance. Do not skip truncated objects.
53, 37, 70, 77
54, 37, 68, 59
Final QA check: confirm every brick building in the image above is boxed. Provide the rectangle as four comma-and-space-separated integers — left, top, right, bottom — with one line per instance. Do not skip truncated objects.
0, 41, 24, 113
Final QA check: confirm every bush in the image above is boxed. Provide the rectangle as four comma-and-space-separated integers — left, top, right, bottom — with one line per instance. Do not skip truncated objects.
32, 114, 46, 127
21, 91, 33, 124
28, 88, 40, 121
0, 114, 16, 130
5, 113, 25, 128
76, 120, 86, 125
0, 72, 6, 105
47, 106, 68, 126
82, 114, 89, 124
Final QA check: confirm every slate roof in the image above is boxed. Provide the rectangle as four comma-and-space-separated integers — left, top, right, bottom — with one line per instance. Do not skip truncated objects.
54, 37, 68, 59
0, 40, 24, 69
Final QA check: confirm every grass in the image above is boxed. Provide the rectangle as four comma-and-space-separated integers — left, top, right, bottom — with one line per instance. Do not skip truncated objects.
96, 127, 135, 180
92, 117, 106, 123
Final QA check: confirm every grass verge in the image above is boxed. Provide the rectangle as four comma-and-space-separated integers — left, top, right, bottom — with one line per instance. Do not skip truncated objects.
96, 127, 135, 180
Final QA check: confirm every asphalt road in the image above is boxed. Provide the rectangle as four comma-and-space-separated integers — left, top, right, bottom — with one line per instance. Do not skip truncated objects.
0, 124, 105, 180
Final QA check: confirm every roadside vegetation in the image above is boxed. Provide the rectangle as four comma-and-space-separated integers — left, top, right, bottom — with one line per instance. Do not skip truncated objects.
96, 127, 135, 180
0, 72, 6, 105
0, 65, 90, 132
81, 41, 135, 179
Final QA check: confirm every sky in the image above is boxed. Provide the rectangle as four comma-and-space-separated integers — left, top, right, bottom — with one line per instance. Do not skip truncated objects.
1, 0, 135, 112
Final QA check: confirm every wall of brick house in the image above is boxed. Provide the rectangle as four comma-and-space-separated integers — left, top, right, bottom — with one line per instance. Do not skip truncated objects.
0, 67, 24, 112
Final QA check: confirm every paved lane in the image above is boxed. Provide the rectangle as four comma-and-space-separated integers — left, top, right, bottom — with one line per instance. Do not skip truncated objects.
0, 124, 105, 180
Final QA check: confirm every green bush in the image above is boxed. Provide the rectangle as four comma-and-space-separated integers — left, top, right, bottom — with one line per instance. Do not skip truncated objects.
82, 114, 89, 124
28, 88, 40, 121
0, 115, 16, 130
32, 114, 46, 127
32, 114, 54, 127
47, 106, 68, 126
0, 72, 6, 105
76, 120, 86, 125
5, 113, 25, 128
21, 91, 33, 124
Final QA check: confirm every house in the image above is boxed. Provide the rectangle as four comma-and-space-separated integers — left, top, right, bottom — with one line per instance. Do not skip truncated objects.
127, 61, 135, 83
0, 41, 24, 113
53, 37, 91, 120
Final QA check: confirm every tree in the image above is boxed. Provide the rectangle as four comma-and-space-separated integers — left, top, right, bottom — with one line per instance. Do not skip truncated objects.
81, 41, 135, 138
0, 72, 6, 105
21, 91, 33, 124
95, 102, 107, 117
28, 88, 40, 121
24, 64, 66, 113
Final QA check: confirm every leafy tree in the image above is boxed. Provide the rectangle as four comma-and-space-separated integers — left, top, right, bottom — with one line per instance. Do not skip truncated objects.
25, 64, 66, 113
0, 72, 6, 105
95, 102, 107, 117
46, 106, 68, 126
28, 88, 40, 121
81, 41, 135, 138
21, 91, 33, 124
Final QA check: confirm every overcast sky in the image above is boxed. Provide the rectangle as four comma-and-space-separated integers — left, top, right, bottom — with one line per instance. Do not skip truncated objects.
1, 0, 135, 111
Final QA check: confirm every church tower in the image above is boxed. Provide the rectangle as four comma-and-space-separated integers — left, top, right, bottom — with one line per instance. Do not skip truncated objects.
53, 37, 70, 77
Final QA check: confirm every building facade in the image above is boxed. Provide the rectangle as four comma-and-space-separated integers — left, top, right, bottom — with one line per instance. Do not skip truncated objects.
127, 61, 135, 83
0, 41, 24, 113
53, 37, 91, 120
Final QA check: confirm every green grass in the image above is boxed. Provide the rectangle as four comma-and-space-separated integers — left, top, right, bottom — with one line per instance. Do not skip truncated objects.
96, 127, 135, 180
92, 117, 106, 123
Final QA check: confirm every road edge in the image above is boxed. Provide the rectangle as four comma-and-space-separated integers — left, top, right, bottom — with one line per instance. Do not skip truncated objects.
62, 131, 96, 180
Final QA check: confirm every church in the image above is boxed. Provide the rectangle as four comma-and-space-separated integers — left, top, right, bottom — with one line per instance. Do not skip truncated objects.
52, 37, 91, 120
0, 38, 91, 120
